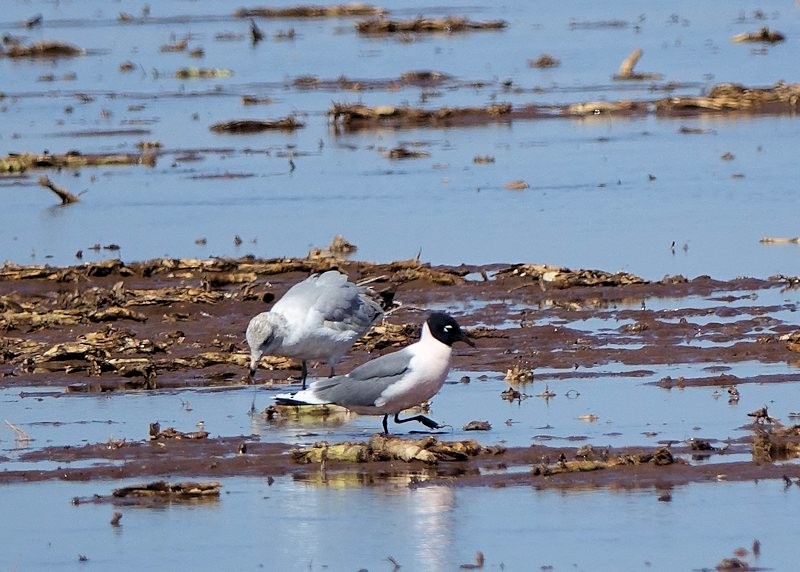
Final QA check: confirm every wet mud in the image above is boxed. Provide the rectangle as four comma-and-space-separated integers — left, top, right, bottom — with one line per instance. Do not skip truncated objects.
3, 256, 800, 490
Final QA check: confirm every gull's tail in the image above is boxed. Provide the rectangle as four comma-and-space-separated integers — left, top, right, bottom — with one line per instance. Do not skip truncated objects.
274, 388, 328, 406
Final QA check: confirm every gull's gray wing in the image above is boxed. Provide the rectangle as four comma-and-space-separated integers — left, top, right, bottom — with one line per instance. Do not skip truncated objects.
310, 348, 412, 407
273, 271, 382, 334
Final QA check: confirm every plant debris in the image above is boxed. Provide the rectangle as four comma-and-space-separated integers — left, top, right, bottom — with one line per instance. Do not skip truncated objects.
532, 447, 675, 476
0, 151, 156, 173
356, 16, 506, 35
291, 435, 504, 464
731, 27, 785, 43
235, 4, 386, 19
655, 82, 800, 113
210, 117, 304, 133
528, 54, 560, 68
497, 263, 647, 288
1, 40, 85, 58
37, 176, 79, 205
752, 424, 800, 462
330, 102, 511, 129
613, 48, 662, 81
175, 67, 232, 79
149, 422, 209, 441
113, 480, 221, 498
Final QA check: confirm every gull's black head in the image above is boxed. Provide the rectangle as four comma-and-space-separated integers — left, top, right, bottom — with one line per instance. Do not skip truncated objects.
426, 312, 475, 347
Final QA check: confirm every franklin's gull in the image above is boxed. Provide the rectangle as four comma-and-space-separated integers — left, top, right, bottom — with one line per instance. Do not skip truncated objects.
246, 270, 383, 388
275, 312, 474, 434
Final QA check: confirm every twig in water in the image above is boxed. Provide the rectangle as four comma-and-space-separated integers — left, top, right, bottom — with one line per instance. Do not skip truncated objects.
38, 175, 79, 205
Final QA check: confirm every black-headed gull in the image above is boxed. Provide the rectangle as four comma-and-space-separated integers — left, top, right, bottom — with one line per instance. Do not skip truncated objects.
246, 270, 383, 388
275, 312, 474, 434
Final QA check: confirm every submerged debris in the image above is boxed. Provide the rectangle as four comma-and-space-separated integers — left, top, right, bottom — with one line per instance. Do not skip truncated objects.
356, 16, 506, 35
291, 435, 504, 464
210, 117, 304, 133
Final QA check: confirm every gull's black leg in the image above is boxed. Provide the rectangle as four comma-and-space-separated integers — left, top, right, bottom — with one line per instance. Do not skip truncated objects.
393, 412, 443, 431
301, 360, 308, 390
382, 414, 389, 435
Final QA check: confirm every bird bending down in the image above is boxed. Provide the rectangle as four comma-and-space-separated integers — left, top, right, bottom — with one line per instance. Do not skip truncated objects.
246, 270, 384, 389
275, 312, 474, 434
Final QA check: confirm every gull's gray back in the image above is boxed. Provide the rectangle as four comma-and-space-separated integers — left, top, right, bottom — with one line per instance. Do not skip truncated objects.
310, 347, 412, 407
274, 270, 383, 335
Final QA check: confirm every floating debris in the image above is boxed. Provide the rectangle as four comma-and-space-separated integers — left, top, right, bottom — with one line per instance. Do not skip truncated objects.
1, 40, 85, 58
613, 48, 662, 81
210, 117, 303, 133
528, 54, 560, 68
503, 179, 529, 190
235, 4, 386, 18
329, 102, 512, 129
463, 421, 491, 431
656, 82, 800, 113
175, 67, 232, 79
761, 236, 800, 245
113, 480, 221, 498
356, 16, 506, 35
307, 235, 358, 259
566, 100, 647, 116
159, 38, 188, 52
385, 146, 430, 159
37, 175, 79, 205
149, 422, 209, 441
504, 364, 533, 383
459, 551, 485, 570
732, 26, 785, 43
472, 155, 495, 164
0, 151, 155, 173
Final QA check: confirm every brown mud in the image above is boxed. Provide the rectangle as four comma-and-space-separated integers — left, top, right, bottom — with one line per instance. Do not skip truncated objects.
3, 255, 800, 488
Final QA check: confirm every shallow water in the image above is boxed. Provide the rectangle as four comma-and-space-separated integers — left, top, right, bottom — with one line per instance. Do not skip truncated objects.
3, 1, 800, 569
1, 1, 800, 279
1, 476, 796, 571
3, 360, 799, 467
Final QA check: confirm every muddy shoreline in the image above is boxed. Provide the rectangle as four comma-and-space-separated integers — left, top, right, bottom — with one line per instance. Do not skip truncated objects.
3, 256, 800, 489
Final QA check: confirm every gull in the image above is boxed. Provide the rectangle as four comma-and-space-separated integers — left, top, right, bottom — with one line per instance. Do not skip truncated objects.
275, 312, 474, 434
246, 270, 384, 388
